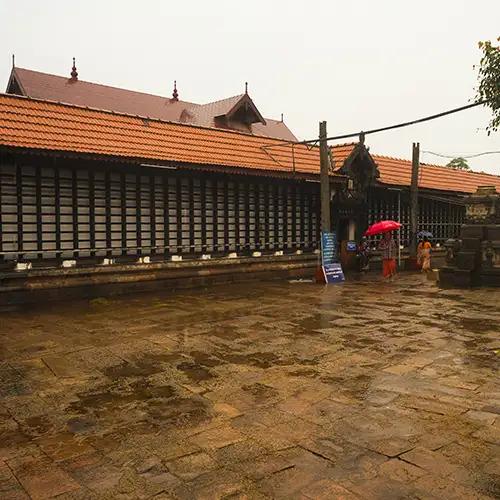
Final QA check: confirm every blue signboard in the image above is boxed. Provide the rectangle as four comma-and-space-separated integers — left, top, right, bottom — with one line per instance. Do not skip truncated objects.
321, 231, 337, 266
323, 262, 345, 284
321, 231, 344, 284
346, 240, 357, 252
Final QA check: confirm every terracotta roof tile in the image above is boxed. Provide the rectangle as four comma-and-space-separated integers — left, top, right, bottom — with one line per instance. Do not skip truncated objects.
0, 93, 348, 176
1, 93, 498, 194
373, 154, 500, 193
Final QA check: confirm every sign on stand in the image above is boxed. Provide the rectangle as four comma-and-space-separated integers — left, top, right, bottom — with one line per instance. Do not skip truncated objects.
321, 231, 345, 284
323, 262, 345, 283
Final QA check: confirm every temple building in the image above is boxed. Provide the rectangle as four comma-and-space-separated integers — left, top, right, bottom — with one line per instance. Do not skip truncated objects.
6, 60, 296, 140
0, 61, 499, 298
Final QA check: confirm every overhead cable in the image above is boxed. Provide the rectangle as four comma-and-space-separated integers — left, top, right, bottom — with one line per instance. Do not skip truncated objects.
422, 150, 500, 159
262, 100, 486, 149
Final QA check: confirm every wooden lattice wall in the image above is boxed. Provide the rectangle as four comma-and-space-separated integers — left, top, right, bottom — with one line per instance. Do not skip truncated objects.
0, 155, 321, 262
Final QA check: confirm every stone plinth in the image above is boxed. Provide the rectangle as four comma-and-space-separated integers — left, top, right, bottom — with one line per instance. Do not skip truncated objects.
439, 186, 500, 288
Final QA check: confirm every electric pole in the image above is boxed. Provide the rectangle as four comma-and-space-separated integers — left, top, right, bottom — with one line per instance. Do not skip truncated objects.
319, 121, 331, 233
409, 142, 420, 260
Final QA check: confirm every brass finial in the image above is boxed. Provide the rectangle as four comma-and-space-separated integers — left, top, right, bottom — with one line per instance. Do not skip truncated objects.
70, 57, 78, 81
172, 80, 179, 101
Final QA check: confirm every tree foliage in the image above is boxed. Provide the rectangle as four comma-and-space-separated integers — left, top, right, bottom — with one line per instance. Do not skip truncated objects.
476, 37, 500, 134
446, 157, 470, 171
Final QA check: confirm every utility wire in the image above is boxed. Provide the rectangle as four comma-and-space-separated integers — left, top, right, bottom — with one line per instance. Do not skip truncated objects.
262, 100, 486, 149
422, 150, 500, 159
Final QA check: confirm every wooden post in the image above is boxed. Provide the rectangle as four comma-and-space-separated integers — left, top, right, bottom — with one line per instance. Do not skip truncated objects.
409, 142, 420, 259
319, 121, 331, 233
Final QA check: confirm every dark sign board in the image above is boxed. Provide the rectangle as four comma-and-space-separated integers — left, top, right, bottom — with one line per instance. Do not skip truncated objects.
321, 231, 344, 284
321, 231, 337, 266
323, 262, 345, 284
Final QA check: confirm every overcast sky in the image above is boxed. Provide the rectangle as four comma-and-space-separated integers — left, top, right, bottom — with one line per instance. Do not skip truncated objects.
1, 0, 499, 174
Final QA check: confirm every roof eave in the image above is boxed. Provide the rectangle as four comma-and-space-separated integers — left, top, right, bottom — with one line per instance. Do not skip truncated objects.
6, 67, 27, 95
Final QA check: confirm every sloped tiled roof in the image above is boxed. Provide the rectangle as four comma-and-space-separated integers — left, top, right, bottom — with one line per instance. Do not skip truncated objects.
0, 93, 498, 194
372, 154, 500, 193
10, 67, 192, 122
0, 93, 351, 176
8, 67, 297, 141
252, 118, 298, 141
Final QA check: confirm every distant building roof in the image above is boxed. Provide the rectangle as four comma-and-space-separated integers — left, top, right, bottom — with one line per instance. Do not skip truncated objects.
7, 67, 297, 141
371, 154, 500, 194
1, 93, 499, 194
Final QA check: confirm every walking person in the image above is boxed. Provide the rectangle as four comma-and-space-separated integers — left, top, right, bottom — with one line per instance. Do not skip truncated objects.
421, 236, 432, 272
417, 239, 424, 269
357, 236, 370, 272
378, 232, 397, 278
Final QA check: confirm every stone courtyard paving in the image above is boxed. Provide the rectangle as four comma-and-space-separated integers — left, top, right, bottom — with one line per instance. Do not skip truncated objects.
0, 274, 499, 499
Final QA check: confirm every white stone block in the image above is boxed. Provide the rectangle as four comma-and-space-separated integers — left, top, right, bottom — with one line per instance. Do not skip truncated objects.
171, 255, 183, 262
201, 254, 211, 260
252, 251, 262, 257
15, 262, 32, 271
102, 258, 115, 265
61, 260, 76, 268
228, 252, 238, 259
274, 250, 284, 256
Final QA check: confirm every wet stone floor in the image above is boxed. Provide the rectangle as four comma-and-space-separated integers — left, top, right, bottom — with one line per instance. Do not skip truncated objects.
0, 274, 499, 499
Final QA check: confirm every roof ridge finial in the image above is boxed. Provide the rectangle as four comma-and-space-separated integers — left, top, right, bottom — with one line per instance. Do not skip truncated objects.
70, 57, 78, 81
171, 80, 179, 101
12, 54, 15, 69
245, 82, 248, 95
281, 113, 284, 122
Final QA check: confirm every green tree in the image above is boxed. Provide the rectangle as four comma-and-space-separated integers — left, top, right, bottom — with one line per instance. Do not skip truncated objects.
446, 157, 470, 171
476, 37, 500, 134
446, 156, 470, 170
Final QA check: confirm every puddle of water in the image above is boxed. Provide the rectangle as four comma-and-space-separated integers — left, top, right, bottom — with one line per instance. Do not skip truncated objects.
176, 362, 214, 382
460, 317, 498, 333
104, 353, 184, 379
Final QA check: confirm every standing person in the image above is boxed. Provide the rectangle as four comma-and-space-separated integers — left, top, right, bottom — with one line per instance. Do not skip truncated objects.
416, 239, 424, 269
421, 236, 432, 272
378, 232, 397, 278
357, 237, 370, 272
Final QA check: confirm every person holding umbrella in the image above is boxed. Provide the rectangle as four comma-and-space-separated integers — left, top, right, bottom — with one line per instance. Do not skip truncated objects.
378, 232, 398, 278
417, 231, 433, 273
364, 220, 401, 279
417, 238, 424, 268
420, 236, 432, 272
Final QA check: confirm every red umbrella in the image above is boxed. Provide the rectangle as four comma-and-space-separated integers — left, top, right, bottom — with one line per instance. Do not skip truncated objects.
364, 220, 401, 236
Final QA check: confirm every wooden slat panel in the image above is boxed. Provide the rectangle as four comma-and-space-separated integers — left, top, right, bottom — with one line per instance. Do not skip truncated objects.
16, 164, 23, 255
263, 183, 270, 250
105, 171, 112, 256
234, 181, 240, 252
244, 182, 250, 252
223, 179, 229, 252
135, 174, 141, 255
189, 177, 195, 253
149, 175, 156, 255
273, 183, 279, 250
283, 184, 290, 250
200, 177, 207, 253
176, 176, 182, 254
